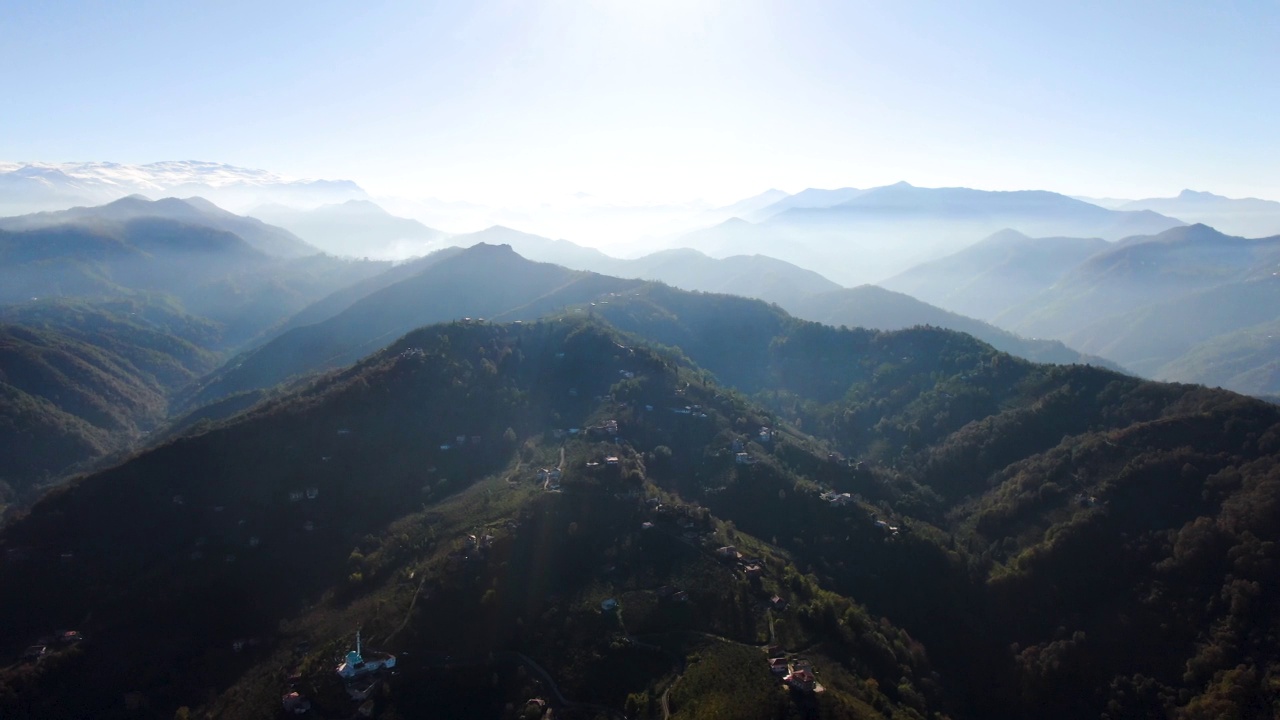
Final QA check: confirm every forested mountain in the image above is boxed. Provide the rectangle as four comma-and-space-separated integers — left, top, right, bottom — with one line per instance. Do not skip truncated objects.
784, 284, 1121, 369
0, 213, 390, 349
187, 244, 1115, 413
0, 201, 395, 500
884, 223, 1280, 397
181, 244, 647, 408
673, 183, 1184, 285
249, 200, 447, 259
0, 297, 222, 504
3, 312, 1280, 720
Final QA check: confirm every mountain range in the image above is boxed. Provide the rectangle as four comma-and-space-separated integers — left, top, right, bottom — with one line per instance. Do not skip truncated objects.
1115, 189, 1280, 238
4, 304, 1280, 719
3, 185, 1280, 719
672, 182, 1185, 286
0, 161, 367, 216
883, 224, 1280, 396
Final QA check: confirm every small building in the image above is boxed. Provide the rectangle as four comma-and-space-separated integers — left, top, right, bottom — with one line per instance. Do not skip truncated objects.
282, 691, 311, 715
784, 666, 817, 692
758, 427, 773, 443
771, 595, 789, 611
743, 563, 764, 579
641, 521, 655, 530
60, 630, 84, 644
605, 456, 620, 466
769, 657, 789, 676
735, 452, 754, 465
336, 631, 396, 680
601, 598, 619, 612
829, 493, 855, 507
716, 546, 740, 560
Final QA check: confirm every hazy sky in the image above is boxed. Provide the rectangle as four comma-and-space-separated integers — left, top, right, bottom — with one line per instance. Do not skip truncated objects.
2, 0, 1278, 205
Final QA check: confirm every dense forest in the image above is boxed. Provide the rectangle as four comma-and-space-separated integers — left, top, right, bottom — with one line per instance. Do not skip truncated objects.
2, 314, 1279, 719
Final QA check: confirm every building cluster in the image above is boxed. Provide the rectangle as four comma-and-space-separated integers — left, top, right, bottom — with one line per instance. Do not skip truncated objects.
766, 647, 824, 693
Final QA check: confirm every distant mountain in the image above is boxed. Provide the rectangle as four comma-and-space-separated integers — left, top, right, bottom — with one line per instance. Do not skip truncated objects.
710, 188, 790, 219
0, 195, 318, 257
181, 244, 648, 407
746, 186, 867, 220
998, 224, 1280, 339
450, 225, 617, 271
880, 229, 1112, 320
674, 182, 1185, 285
954, 224, 1280, 396
1120, 189, 1280, 238
249, 200, 447, 258
784, 284, 1123, 370
605, 248, 843, 307
265, 247, 467, 337
0, 160, 367, 216
444, 228, 842, 307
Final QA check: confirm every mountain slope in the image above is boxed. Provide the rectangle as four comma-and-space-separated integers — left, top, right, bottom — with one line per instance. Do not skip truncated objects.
0, 298, 221, 496
0, 319, 951, 720
0, 195, 318, 257
784, 284, 1123, 370
4, 315, 1280, 719
0, 216, 391, 349
880, 230, 1112, 320
182, 244, 647, 407
998, 225, 1280, 339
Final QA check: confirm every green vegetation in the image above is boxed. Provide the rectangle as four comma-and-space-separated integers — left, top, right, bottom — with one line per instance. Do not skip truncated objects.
2, 250, 1280, 719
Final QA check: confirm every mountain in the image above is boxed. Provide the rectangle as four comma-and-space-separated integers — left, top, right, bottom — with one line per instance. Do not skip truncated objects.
603, 248, 843, 307
783, 284, 1123, 370
0, 161, 367, 216
997, 225, 1280, 339
1155, 316, 1280, 394
0, 319, 954, 719
1120, 189, 1280, 238
265, 247, 467, 337
710, 188, 790, 219
4, 311, 1280, 719
450, 225, 617, 271
249, 200, 447, 259
0, 210, 390, 349
191, 245, 1114, 412
0, 195, 318, 258
746, 186, 867, 220
460, 227, 844, 307
675, 183, 1185, 286
180, 244, 648, 408
0, 297, 221, 501
880, 229, 1112, 321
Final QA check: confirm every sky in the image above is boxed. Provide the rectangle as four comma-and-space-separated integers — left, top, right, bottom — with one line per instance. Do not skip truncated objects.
2, 0, 1278, 207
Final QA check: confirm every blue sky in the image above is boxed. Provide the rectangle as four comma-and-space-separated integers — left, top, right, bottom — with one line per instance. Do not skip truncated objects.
1, 0, 1277, 204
